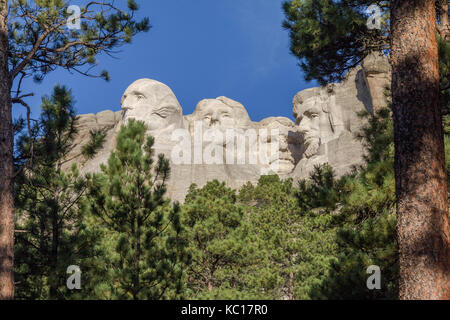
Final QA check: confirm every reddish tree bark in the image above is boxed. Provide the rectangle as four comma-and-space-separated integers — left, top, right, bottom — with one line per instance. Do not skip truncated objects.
391, 0, 450, 300
0, 0, 14, 300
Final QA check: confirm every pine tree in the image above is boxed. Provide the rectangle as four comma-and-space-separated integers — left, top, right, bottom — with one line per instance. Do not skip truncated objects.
14, 85, 103, 299
282, 0, 389, 84
310, 109, 398, 300
438, 35, 450, 187
239, 175, 338, 300
86, 119, 187, 300
0, 1, 149, 299
283, 0, 450, 299
181, 180, 261, 299
297, 164, 344, 212
282, 1, 449, 84
391, 0, 450, 299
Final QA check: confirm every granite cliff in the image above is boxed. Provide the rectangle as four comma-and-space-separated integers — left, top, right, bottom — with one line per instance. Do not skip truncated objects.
63, 53, 390, 202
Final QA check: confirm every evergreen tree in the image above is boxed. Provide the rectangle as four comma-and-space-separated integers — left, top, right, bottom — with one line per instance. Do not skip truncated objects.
282, 0, 389, 84
297, 164, 345, 213
282, 1, 449, 85
283, 0, 450, 299
86, 119, 187, 300
391, 0, 450, 299
438, 35, 450, 175
304, 108, 396, 299
181, 180, 260, 299
239, 175, 338, 300
14, 85, 102, 300
0, 1, 149, 298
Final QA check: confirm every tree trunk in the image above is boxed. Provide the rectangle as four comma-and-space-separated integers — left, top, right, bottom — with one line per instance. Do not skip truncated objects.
0, 1, 14, 300
391, 0, 450, 300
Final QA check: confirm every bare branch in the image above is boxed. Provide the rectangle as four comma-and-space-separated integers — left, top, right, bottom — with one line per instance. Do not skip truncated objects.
11, 97, 34, 165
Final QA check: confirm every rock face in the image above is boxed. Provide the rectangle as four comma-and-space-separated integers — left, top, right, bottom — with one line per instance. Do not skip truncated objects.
64, 110, 122, 172
291, 64, 378, 180
66, 56, 390, 202
362, 52, 391, 113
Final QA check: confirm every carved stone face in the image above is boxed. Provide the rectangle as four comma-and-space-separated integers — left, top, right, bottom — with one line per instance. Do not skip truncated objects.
194, 99, 235, 131
192, 97, 252, 133
259, 117, 302, 175
293, 88, 342, 158
121, 79, 184, 132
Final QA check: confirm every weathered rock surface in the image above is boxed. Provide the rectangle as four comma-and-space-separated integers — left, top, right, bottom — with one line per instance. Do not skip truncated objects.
290, 64, 380, 181
63, 110, 122, 172
66, 56, 390, 202
362, 52, 391, 113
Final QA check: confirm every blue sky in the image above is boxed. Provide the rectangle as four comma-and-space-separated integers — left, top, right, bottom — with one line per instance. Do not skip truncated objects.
15, 0, 317, 123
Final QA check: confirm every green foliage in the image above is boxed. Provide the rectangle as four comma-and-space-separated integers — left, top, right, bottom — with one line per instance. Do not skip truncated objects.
9, 2, 150, 298
316, 211, 397, 299
180, 107, 404, 300
309, 108, 398, 299
8, 0, 150, 84
283, 0, 450, 100
438, 34, 450, 111
439, 33, 450, 185
297, 164, 344, 212
438, 33, 450, 186
181, 181, 261, 299
181, 175, 339, 300
239, 175, 338, 300
86, 119, 188, 300
81, 129, 106, 160
11, 0, 450, 300
282, 1, 448, 299
15, 101, 446, 300
282, 0, 389, 84
14, 85, 100, 300
356, 108, 394, 165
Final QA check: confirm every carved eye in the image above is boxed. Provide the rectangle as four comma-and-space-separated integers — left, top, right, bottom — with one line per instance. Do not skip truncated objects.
136, 94, 145, 100
222, 113, 231, 118
305, 111, 318, 119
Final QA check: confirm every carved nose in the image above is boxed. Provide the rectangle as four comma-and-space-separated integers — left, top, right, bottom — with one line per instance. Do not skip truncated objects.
122, 95, 136, 111
210, 113, 219, 125
280, 139, 288, 151
122, 99, 133, 111
298, 122, 310, 134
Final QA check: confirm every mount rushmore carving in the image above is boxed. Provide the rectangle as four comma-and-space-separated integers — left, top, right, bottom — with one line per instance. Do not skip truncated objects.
65, 53, 390, 202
